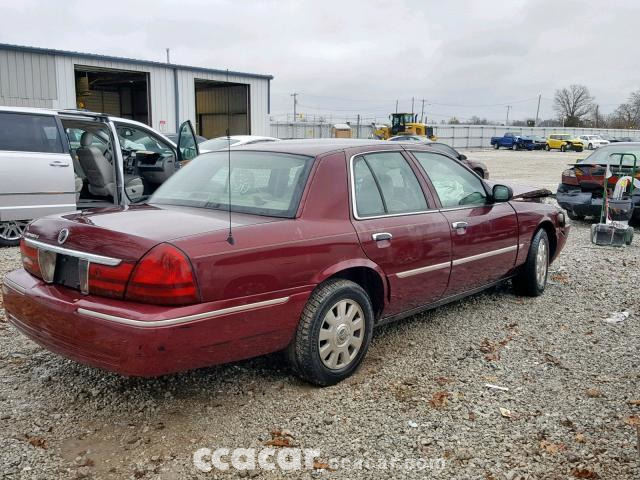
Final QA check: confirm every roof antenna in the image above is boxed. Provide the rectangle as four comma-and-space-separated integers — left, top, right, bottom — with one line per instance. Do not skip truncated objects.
225, 69, 235, 245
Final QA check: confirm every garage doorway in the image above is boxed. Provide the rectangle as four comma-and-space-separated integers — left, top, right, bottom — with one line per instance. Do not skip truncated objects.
195, 79, 250, 139
74, 66, 150, 125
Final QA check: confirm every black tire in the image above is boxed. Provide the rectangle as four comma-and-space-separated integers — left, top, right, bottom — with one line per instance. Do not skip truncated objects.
494, 143, 499, 149
588, 143, 593, 150
545, 144, 551, 151
0, 220, 28, 247
512, 143, 518, 151
513, 229, 550, 297
287, 279, 374, 386
473, 168, 485, 178
575, 147, 583, 152
567, 211, 585, 221
560, 144, 567, 152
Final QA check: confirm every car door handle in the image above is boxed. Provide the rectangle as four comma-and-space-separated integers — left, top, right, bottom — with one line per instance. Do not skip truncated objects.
452, 221, 468, 234
49, 160, 70, 167
372, 232, 393, 242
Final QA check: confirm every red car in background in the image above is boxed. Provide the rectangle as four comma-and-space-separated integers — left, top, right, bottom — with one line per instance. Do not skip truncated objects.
2, 140, 569, 386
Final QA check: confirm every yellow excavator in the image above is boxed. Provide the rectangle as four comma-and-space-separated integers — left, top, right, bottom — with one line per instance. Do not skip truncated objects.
373, 113, 436, 140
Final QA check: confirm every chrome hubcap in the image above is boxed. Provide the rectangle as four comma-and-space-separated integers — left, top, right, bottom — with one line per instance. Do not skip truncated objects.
536, 239, 548, 287
318, 299, 364, 370
0, 220, 29, 241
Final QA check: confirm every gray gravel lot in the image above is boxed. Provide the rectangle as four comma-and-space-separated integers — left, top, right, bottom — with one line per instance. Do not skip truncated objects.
1, 150, 639, 479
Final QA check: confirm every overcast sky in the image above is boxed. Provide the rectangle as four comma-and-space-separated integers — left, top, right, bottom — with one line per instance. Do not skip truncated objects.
0, 0, 638, 123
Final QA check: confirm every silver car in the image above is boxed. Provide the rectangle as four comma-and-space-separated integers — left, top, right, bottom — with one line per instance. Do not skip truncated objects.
0, 107, 199, 246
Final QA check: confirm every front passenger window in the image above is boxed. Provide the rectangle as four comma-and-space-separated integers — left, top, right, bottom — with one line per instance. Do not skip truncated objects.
413, 152, 487, 208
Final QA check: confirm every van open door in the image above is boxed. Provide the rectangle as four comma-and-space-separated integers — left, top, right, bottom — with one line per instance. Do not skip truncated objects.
176, 121, 199, 167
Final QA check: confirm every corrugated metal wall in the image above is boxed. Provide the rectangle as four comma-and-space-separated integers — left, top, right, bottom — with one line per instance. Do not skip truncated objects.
195, 84, 249, 138
0, 49, 56, 108
0, 46, 270, 136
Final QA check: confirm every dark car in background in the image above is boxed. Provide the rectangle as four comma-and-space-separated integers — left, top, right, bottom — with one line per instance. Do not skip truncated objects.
556, 143, 640, 220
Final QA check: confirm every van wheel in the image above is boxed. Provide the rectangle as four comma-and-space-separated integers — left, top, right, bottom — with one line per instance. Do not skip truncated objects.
513, 229, 549, 297
287, 279, 374, 386
0, 220, 29, 247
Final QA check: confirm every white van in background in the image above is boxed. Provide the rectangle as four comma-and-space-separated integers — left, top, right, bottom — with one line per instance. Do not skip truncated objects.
0, 107, 199, 246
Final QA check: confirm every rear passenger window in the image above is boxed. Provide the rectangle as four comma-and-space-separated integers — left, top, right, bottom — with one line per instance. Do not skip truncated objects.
0, 112, 64, 153
353, 152, 428, 218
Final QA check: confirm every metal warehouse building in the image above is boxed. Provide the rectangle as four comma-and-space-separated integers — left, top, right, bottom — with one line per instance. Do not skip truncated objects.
0, 43, 272, 138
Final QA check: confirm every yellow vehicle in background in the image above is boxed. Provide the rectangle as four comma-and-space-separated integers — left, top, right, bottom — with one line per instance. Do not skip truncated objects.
374, 113, 437, 140
546, 134, 584, 152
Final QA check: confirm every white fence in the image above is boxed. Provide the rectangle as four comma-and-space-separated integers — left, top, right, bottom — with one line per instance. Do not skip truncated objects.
270, 122, 640, 148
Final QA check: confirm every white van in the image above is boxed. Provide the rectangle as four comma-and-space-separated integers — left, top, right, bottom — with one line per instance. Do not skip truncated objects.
0, 107, 199, 246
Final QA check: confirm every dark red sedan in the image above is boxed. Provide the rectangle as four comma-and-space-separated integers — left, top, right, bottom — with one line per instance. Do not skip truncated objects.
2, 140, 569, 385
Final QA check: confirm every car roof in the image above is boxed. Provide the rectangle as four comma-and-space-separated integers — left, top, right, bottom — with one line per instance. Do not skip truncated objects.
222, 138, 439, 157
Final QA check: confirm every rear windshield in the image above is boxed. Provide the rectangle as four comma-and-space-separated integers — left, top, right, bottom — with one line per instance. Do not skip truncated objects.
579, 146, 640, 166
149, 151, 314, 218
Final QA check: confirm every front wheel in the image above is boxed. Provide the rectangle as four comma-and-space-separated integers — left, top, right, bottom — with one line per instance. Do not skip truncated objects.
513, 229, 549, 297
588, 143, 593, 150
494, 143, 499, 149
287, 279, 374, 386
0, 220, 29, 247
545, 144, 551, 151
512, 143, 518, 151
560, 144, 567, 152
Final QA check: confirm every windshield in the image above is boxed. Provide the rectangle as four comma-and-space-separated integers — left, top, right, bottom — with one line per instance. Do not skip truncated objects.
200, 137, 241, 151
149, 151, 314, 218
579, 145, 640, 166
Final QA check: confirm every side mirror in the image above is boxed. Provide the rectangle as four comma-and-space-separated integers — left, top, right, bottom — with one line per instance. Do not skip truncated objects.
459, 154, 467, 160
492, 184, 513, 202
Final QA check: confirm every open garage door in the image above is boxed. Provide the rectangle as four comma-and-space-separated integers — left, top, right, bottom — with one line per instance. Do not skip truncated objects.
195, 79, 250, 139
75, 66, 150, 125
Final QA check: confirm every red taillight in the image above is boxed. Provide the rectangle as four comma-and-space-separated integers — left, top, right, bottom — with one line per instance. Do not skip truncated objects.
562, 168, 579, 186
20, 239, 41, 278
88, 263, 134, 299
125, 244, 199, 305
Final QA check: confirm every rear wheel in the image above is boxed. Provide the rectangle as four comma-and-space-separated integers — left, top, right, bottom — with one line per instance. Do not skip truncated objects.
588, 143, 593, 150
545, 144, 551, 151
513, 229, 549, 297
560, 144, 567, 152
287, 279, 374, 386
512, 143, 518, 151
494, 143, 499, 149
0, 220, 29, 247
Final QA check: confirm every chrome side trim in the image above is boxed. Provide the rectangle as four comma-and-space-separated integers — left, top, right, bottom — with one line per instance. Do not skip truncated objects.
76, 296, 290, 328
452, 245, 519, 266
24, 238, 121, 266
348, 150, 438, 220
2, 277, 26, 295
396, 261, 451, 278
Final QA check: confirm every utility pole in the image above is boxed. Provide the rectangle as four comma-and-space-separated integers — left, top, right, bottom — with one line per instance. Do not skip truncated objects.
535, 94, 541, 127
411, 97, 415, 115
166, 48, 171, 63
291, 93, 298, 121
356, 114, 360, 139
420, 99, 426, 123
594, 104, 600, 128
395, 99, 399, 113
506, 105, 511, 126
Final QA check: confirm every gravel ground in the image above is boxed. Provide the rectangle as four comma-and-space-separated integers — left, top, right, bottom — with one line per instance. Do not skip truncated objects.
1, 152, 639, 479
464, 148, 585, 192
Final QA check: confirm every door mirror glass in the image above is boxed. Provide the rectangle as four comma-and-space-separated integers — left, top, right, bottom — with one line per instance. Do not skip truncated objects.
177, 121, 199, 165
492, 184, 513, 202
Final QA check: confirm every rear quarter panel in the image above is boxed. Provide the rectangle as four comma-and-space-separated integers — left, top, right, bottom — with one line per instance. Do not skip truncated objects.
510, 200, 565, 265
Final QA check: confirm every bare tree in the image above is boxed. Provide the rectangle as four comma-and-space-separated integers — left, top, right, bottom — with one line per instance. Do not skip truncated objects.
553, 85, 594, 127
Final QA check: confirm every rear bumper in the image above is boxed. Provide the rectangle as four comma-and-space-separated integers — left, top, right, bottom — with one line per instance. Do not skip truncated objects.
2, 269, 310, 377
557, 186, 640, 218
